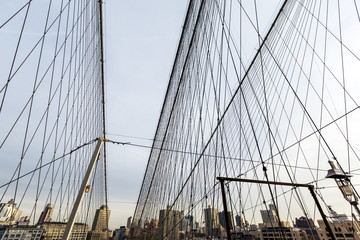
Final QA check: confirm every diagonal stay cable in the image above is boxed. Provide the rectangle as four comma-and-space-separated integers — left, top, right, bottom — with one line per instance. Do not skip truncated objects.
0, 1, 32, 114
0, 1, 32, 29
0, 138, 98, 190
143, 0, 289, 222
134, 0, 207, 223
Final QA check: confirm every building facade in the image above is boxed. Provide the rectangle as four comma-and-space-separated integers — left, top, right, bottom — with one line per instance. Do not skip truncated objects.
235, 215, 244, 228
204, 205, 220, 238
219, 211, 235, 231
88, 206, 111, 240
317, 219, 360, 240
294, 216, 318, 240
260, 204, 279, 224
37, 204, 54, 224
158, 206, 180, 240
91, 206, 110, 231
0, 200, 22, 224
259, 222, 308, 240
0, 226, 44, 240
126, 217, 132, 229
40, 222, 89, 240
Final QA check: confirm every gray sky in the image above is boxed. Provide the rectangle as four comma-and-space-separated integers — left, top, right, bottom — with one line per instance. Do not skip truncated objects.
103, 1, 189, 228
0, 0, 189, 230
2, 0, 360, 231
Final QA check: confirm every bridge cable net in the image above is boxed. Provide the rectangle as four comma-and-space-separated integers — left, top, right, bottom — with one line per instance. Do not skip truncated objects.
133, 0, 360, 239
0, 0, 107, 235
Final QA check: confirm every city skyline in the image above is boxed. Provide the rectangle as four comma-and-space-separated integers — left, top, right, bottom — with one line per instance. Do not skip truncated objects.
1, 196, 360, 240
2, 0, 360, 237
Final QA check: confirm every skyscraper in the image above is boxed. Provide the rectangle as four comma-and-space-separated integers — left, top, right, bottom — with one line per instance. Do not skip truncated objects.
0, 199, 22, 223
88, 206, 112, 240
185, 215, 194, 230
126, 216, 132, 229
37, 203, 54, 223
91, 205, 111, 231
158, 206, 180, 240
235, 214, 244, 228
260, 204, 279, 224
218, 211, 234, 230
204, 205, 219, 237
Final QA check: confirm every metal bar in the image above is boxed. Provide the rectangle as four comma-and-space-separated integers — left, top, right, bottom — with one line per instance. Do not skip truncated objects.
352, 204, 360, 217
217, 177, 336, 240
308, 186, 336, 240
219, 178, 232, 240
217, 177, 310, 188
62, 138, 105, 240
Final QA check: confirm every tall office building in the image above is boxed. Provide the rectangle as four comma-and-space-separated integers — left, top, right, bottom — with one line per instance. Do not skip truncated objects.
178, 211, 187, 232
126, 217, 132, 229
91, 205, 111, 231
0, 199, 22, 223
235, 214, 244, 228
294, 216, 318, 240
88, 206, 112, 240
180, 218, 190, 232
204, 205, 219, 237
158, 206, 180, 240
185, 215, 194, 230
260, 204, 279, 224
218, 211, 234, 230
37, 203, 54, 223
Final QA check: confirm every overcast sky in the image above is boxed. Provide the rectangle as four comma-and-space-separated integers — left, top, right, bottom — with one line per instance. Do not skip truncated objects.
103, 1, 189, 228
2, 0, 359, 230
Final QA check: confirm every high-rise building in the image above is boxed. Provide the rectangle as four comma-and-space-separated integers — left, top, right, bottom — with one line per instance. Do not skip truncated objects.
158, 206, 180, 240
91, 205, 110, 231
235, 214, 243, 228
295, 217, 316, 229
88, 206, 111, 240
116, 226, 128, 240
185, 215, 194, 230
179, 218, 190, 232
38, 203, 54, 224
260, 204, 279, 224
294, 216, 318, 240
126, 217, 132, 229
178, 211, 188, 232
204, 205, 219, 237
0, 199, 22, 223
218, 211, 234, 230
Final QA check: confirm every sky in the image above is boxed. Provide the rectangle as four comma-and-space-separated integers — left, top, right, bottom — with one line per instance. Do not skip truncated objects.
2, 0, 360, 231
103, 1, 189, 229
0, 0, 281, 230
82, 0, 360, 229
0, 0, 189, 230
